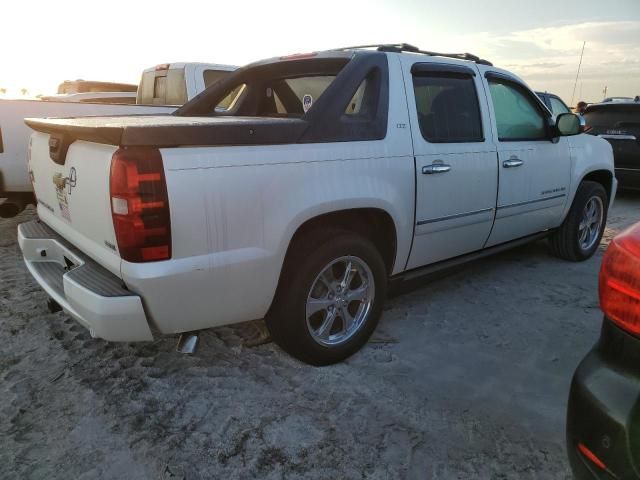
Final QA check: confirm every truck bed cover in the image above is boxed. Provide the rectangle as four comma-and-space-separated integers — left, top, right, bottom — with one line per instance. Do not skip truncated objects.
25, 115, 309, 148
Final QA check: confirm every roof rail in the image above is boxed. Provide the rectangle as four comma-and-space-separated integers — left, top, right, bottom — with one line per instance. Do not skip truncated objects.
333, 43, 493, 66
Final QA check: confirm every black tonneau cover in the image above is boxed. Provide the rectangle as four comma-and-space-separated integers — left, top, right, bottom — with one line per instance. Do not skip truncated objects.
25, 115, 309, 147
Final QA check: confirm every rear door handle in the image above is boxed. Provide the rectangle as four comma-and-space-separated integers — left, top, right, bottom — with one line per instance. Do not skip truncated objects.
502, 158, 524, 168
422, 163, 452, 174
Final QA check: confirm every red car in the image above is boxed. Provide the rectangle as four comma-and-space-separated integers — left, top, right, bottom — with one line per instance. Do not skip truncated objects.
567, 222, 640, 479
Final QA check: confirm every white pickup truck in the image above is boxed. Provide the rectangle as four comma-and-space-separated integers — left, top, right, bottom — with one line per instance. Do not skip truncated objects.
0, 62, 236, 217
18, 45, 616, 365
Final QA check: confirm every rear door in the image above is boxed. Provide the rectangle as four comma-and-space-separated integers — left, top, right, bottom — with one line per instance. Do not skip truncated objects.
482, 71, 571, 246
401, 59, 498, 269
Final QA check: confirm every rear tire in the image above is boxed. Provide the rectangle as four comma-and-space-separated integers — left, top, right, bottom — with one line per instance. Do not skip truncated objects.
549, 181, 608, 261
267, 230, 387, 366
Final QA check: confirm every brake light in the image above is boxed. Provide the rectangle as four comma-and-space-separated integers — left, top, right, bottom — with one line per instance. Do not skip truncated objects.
109, 147, 171, 262
599, 223, 640, 336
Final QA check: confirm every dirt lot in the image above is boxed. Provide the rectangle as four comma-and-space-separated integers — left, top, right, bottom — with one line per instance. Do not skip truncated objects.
2, 195, 639, 480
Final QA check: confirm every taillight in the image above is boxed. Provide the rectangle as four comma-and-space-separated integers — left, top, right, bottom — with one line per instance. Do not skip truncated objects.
599, 223, 640, 336
109, 147, 171, 262
577, 443, 606, 470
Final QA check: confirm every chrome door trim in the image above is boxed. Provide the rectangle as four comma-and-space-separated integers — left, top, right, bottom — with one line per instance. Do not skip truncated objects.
497, 193, 566, 210
417, 207, 494, 226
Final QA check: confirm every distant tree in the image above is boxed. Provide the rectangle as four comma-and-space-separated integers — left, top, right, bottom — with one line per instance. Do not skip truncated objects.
20, 88, 28, 96
0, 88, 6, 95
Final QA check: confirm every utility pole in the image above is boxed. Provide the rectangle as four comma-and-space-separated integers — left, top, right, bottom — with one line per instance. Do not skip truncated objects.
570, 41, 586, 107
603, 86, 608, 99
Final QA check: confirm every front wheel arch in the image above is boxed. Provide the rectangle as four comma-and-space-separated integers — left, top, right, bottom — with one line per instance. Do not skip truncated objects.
579, 169, 614, 206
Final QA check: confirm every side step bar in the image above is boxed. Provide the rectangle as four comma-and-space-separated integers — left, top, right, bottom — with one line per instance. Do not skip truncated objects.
393, 231, 552, 283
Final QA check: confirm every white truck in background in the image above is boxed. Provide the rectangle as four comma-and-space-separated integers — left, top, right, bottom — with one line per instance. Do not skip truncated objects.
0, 62, 236, 217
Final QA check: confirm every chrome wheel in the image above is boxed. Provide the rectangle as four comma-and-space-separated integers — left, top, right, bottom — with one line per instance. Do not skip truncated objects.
305, 256, 375, 346
578, 196, 604, 251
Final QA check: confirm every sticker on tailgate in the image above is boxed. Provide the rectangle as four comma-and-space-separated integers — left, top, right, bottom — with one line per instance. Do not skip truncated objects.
52, 167, 76, 222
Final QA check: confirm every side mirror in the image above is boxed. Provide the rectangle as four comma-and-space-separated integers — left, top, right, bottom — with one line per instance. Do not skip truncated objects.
556, 113, 582, 136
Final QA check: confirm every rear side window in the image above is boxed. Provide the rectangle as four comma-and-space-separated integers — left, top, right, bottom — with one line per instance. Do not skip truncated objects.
413, 74, 483, 142
488, 79, 547, 141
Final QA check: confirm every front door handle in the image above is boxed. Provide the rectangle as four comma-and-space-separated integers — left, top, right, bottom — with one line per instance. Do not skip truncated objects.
422, 163, 452, 174
503, 157, 524, 168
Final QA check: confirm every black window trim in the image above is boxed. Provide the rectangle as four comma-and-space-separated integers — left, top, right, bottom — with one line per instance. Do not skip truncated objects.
412, 66, 485, 144
411, 62, 477, 77
485, 71, 553, 142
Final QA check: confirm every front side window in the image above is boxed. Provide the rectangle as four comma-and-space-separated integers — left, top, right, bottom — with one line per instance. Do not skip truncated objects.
488, 79, 547, 141
413, 74, 483, 143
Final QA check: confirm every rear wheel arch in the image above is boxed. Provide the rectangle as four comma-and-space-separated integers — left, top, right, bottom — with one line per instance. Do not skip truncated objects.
284, 208, 398, 274
269, 208, 397, 313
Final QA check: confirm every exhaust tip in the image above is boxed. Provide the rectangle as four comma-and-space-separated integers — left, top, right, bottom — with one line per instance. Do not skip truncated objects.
176, 332, 199, 354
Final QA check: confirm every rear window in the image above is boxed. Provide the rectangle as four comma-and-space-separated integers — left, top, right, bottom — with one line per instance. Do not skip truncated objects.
137, 69, 188, 105
203, 69, 232, 88
585, 105, 640, 133
214, 73, 340, 116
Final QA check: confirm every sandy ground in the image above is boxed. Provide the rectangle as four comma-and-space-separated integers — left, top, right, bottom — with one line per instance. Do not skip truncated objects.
2, 195, 640, 480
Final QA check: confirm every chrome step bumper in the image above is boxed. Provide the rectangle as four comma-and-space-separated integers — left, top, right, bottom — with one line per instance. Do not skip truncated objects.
18, 220, 154, 341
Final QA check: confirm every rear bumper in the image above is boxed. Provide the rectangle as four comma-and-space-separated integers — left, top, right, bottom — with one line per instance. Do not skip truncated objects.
18, 219, 154, 341
566, 319, 640, 479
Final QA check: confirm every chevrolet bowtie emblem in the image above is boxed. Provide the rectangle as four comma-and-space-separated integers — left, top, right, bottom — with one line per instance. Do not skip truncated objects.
52, 167, 77, 194
52, 172, 66, 190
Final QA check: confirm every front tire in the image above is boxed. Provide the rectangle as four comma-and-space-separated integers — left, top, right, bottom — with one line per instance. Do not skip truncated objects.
266, 230, 387, 366
549, 181, 608, 261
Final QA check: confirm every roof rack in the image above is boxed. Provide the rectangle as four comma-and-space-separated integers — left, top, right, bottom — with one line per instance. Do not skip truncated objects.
334, 43, 493, 67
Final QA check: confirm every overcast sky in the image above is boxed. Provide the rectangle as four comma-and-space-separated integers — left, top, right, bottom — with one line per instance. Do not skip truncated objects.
1, 0, 638, 104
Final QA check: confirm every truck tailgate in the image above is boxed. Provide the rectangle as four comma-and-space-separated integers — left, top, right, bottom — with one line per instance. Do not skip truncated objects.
29, 131, 121, 276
